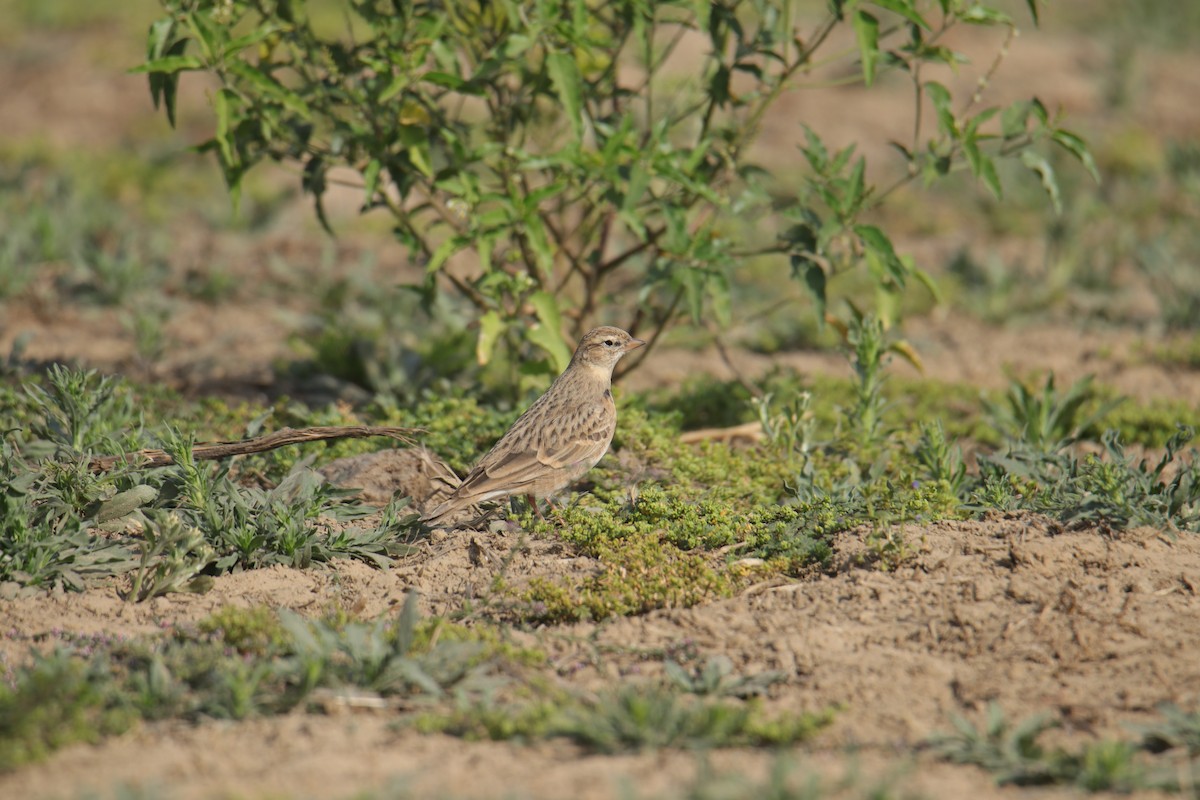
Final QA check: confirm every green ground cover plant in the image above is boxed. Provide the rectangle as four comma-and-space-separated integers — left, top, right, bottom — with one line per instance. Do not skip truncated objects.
3, 354, 1198, 605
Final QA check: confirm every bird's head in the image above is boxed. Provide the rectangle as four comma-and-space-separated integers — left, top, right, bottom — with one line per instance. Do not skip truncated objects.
570, 326, 645, 372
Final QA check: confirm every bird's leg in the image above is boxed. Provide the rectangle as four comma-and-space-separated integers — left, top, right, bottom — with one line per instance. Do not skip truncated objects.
525, 493, 546, 520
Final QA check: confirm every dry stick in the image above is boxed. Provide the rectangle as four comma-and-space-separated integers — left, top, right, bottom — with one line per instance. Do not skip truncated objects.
88, 426, 422, 473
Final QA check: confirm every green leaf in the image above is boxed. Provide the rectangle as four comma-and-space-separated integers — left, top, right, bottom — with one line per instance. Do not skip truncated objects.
362, 159, 382, 207
960, 5, 1012, 25
522, 214, 555, 276
407, 143, 434, 179
854, 224, 907, 286
140, 29, 190, 128
1021, 150, 1062, 214
546, 51, 584, 143
924, 81, 956, 137
476, 311, 505, 366
227, 61, 310, 116
707, 272, 732, 328
1000, 100, 1031, 139
669, 266, 704, 324
425, 236, 463, 274
221, 27, 280, 59
853, 11, 880, 87
1051, 129, 1100, 183
869, 0, 931, 30
422, 70, 466, 90
961, 135, 1001, 199
146, 17, 175, 60
213, 88, 235, 167
978, 153, 1001, 200
798, 258, 827, 324
527, 291, 572, 373
912, 266, 943, 303
131, 54, 203, 75
379, 75, 408, 105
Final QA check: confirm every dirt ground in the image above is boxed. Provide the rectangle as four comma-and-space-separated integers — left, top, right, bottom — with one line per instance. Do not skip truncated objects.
2, 6, 1200, 800
2, 513, 1198, 799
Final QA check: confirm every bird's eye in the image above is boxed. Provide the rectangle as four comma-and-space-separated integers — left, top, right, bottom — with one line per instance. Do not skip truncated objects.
603, 339, 616, 347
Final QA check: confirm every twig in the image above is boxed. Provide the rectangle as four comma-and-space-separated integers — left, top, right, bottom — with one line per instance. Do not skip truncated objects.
89, 426, 422, 473
679, 422, 764, 445
709, 326, 764, 399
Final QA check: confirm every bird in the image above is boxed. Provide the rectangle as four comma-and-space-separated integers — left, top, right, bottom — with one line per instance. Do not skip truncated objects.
421, 326, 645, 526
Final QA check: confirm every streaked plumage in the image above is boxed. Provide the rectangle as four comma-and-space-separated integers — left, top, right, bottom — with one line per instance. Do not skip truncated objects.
421, 326, 644, 526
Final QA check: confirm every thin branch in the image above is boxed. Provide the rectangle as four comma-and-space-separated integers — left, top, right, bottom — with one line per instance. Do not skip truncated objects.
709, 326, 764, 399
89, 426, 422, 473
615, 287, 683, 380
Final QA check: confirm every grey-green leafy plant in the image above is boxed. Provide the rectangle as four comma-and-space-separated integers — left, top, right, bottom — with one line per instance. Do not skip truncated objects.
824, 309, 924, 450
1137, 703, 1200, 756
664, 655, 787, 699
23, 364, 147, 456
973, 426, 1200, 532
930, 703, 1194, 793
125, 511, 216, 602
0, 649, 137, 772
984, 373, 1121, 452
914, 419, 968, 499
1136, 233, 1200, 331
552, 683, 830, 753
0, 441, 140, 590
752, 390, 817, 457
136, 0, 1094, 374
278, 593, 497, 699
158, 428, 394, 570
0, 599, 511, 769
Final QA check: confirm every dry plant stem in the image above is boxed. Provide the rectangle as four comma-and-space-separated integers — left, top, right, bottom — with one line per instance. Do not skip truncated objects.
678, 422, 764, 445
88, 426, 421, 473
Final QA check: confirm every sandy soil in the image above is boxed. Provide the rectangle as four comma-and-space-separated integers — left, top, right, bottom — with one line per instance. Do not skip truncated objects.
2, 6, 1200, 800
2, 512, 1197, 799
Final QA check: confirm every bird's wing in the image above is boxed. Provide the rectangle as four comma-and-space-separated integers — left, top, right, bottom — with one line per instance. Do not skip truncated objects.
535, 406, 615, 470
462, 402, 614, 490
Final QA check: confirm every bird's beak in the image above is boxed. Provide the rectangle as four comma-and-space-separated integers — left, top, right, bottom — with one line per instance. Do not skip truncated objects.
626, 337, 646, 351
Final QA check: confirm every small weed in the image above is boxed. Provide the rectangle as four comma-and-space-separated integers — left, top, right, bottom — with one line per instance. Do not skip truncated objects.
931, 703, 1198, 793
984, 373, 1122, 452
664, 656, 788, 699
125, 511, 215, 602
552, 684, 832, 753
23, 364, 147, 455
973, 426, 1200, 532
1136, 703, 1200, 756
753, 390, 817, 456
0, 598, 520, 768
0, 649, 137, 772
913, 420, 967, 500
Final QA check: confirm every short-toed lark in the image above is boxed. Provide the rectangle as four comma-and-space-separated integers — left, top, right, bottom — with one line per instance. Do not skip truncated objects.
421, 326, 644, 525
